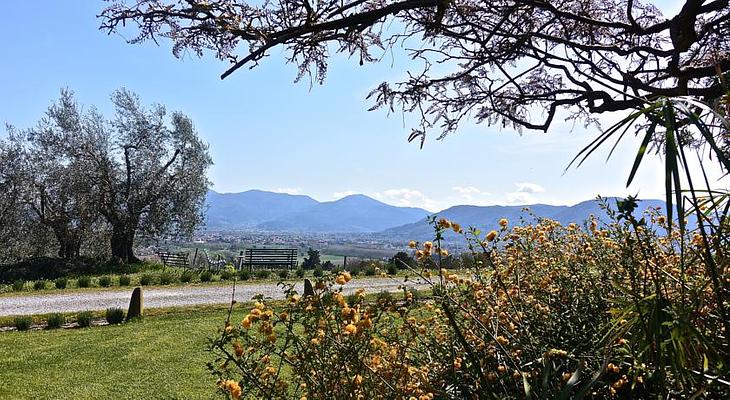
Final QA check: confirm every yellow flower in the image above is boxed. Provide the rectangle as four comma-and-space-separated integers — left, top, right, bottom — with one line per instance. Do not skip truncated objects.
344, 323, 358, 335
438, 218, 451, 229
342, 271, 352, 282
499, 218, 508, 228
415, 249, 425, 259
358, 316, 372, 329
452, 223, 462, 233
486, 230, 498, 242
353, 374, 363, 385
241, 316, 251, 329
336, 274, 347, 285
224, 380, 241, 399
440, 249, 449, 256
408, 240, 417, 249
233, 341, 243, 357
423, 241, 433, 251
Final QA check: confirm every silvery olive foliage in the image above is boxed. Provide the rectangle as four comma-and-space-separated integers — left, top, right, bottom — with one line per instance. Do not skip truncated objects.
0, 89, 212, 263
99, 89, 213, 262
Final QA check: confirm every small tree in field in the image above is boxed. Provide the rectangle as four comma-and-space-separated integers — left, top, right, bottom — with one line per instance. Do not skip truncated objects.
390, 251, 416, 270
301, 248, 321, 270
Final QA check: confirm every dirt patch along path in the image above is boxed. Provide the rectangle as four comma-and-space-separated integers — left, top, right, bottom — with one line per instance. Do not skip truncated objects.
0, 277, 425, 316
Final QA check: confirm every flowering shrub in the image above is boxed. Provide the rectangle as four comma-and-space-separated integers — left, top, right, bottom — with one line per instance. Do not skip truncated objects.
209, 201, 728, 398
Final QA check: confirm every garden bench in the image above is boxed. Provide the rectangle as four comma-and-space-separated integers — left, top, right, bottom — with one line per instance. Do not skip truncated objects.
157, 251, 190, 269
237, 248, 298, 272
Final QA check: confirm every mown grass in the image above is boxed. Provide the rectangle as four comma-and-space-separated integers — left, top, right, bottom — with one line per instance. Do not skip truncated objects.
0, 305, 245, 399
0, 279, 429, 399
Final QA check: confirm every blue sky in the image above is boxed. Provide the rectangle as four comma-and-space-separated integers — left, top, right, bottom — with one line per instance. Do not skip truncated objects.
1, 1, 693, 212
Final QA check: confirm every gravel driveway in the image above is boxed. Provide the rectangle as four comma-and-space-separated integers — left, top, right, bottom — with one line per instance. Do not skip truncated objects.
0, 277, 427, 316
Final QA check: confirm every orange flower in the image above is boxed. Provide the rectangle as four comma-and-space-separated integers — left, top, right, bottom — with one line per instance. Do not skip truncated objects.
451, 223, 462, 233
423, 241, 433, 251
486, 230, 498, 242
408, 240, 417, 249
440, 249, 449, 256
233, 341, 243, 357
499, 218, 508, 228
224, 380, 241, 399
336, 274, 347, 285
344, 323, 358, 335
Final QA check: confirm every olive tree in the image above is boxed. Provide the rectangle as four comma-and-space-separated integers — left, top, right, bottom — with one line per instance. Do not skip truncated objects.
95, 89, 212, 262
2, 91, 102, 259
0, 133, 27, 262
1, 89, 212, 263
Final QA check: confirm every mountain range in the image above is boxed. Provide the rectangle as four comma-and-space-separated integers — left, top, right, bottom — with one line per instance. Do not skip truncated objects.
382, 198, 667, 240
204, 190, 667, 238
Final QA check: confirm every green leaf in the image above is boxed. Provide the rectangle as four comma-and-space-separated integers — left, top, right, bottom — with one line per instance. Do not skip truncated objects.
558, 361, 584, 400
626, 121, 657, 187
522, 372, 533, 399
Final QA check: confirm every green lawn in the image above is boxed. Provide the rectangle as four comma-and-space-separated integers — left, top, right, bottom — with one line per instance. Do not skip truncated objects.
0, 306, 242, 399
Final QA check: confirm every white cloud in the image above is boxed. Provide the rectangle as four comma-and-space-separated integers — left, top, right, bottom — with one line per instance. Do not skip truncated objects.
271, 187, 301, 195
505, 192, 535, 205
332, 190, 357, 199
452, 186, 482, 195
371, 188, 438, 211
504, 182, 546, 204
451, 186, 492, 204
515, 182, 545, 194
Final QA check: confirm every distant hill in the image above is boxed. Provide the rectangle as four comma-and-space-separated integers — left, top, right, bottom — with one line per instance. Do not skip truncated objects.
204, 190, 669, 235
380, 198, 666, 241
255, 194, 429, 232
551, 198, 666, 226
205, 190, 318, 229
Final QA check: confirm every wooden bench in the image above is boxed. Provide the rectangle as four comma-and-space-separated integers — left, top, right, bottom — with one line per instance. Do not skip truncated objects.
157, 251, 190, 269
237, 248, 298, 272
